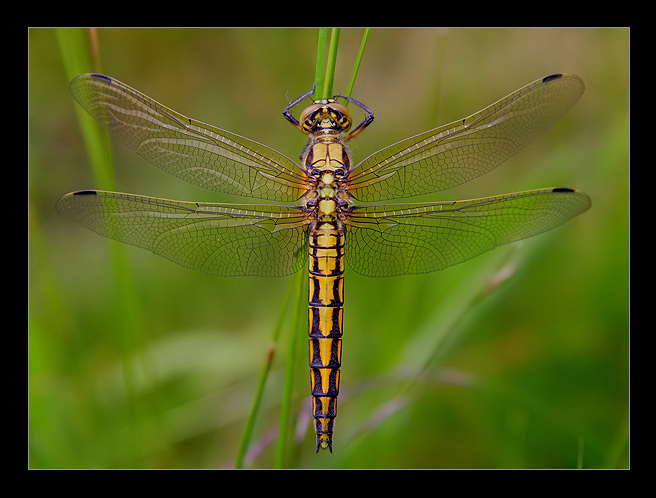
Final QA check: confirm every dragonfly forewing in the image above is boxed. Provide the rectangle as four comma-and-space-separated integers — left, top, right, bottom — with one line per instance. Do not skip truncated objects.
56, 190, 311, 276
69, 74, 307, 201
347, 73, 585, 201
344, 187, 591, 277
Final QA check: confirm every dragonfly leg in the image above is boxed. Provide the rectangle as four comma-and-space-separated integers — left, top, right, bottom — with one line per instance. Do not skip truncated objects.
283, 87, 316, 132
334, 94, 374, 140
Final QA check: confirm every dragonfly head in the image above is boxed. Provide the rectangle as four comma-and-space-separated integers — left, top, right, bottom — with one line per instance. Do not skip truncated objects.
300, 99, 352, 135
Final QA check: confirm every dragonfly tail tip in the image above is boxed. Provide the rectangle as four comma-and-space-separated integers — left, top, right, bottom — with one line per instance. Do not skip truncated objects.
316, 434, 333, 453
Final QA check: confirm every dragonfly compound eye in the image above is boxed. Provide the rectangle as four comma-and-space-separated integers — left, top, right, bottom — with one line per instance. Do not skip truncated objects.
327, 102, 352, 131
300, 103, 324, 133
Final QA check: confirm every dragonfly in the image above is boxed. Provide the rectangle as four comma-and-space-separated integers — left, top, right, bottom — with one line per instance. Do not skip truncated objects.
57, 72, 591, 453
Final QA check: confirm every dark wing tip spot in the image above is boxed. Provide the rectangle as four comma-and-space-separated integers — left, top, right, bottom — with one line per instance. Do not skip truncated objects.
542, 73, 564, 83
72, 190, 99, 196
89, 73, 112, 83
551, 187, 575, 193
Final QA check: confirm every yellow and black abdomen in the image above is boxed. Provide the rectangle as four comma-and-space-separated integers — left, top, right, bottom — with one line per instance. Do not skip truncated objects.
308, 221, 345, 452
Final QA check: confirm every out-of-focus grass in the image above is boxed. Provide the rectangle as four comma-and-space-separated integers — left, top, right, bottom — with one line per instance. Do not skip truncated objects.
29, 28, 629, 469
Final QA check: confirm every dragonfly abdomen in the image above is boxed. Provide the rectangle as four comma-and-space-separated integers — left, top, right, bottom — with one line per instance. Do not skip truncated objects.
308, 222, 345, 452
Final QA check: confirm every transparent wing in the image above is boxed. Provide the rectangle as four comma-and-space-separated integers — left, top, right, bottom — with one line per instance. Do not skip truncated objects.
348, 73, 585, 201
56, 190, 310, 276
69, 73, 307, 201
345, 187, 591, 277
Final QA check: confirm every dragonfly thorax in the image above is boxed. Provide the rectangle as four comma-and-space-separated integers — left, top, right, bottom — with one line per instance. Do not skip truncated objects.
303, 137, 351, 178
303, 162, 352, 224
301, 131, 353, 223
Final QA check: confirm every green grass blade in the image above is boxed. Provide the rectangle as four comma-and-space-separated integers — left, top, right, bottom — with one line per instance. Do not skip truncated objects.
313, 29, 328, 100
344, 28, 371, 100
274, 269, 305, 468
234, 274, 297, 468
56, 28, 116, 191
321, 28, 341, 99
55, 28, 146, 455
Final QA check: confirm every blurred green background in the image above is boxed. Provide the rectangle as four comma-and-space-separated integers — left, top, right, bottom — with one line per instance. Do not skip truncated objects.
29, 28, 629, 469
